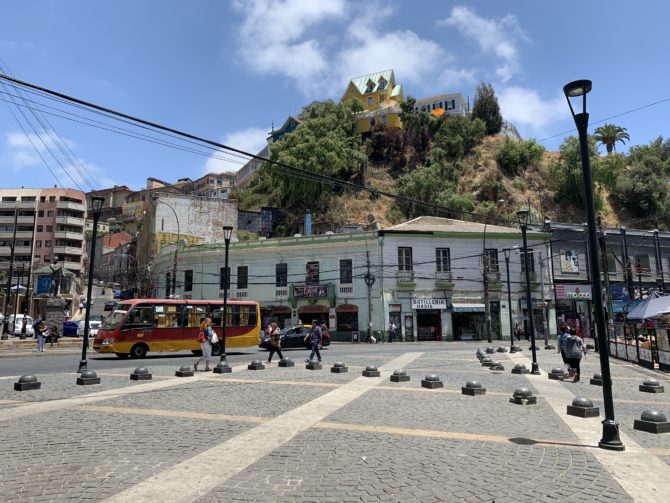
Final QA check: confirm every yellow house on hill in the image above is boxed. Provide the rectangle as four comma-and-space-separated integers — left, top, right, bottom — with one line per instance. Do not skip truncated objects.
341, 69, 404, 134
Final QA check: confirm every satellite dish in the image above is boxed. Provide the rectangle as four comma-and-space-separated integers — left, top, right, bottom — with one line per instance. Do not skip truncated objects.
367, 214, 375, 223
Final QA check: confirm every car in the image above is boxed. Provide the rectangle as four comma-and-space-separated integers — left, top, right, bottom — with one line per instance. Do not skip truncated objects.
104, 300, 117, 311
113, 290, 122, 299
7, 314, 35, 337
63, 320, 80, 336
90, 314, 103, 322
77, 320, 102, 338
260, 324, 331, 350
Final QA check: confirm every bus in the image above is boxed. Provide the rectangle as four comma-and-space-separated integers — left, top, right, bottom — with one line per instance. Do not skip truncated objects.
93, 299, 261, 359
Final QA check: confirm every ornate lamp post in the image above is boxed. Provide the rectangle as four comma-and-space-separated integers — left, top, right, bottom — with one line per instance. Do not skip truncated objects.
78, 196, 104, 372
214, 225, 233, 374
517, 208, 540, 375
563, 79, 624, 451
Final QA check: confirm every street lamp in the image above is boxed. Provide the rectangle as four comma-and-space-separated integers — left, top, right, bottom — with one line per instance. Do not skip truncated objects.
152, 196, 180, 298
564, 79, 624, 451
214, 225, 234, 374
517, 208, 540, 375
483, 199, 505, 343
503, 248, 518, 352
78, 196, 104, 372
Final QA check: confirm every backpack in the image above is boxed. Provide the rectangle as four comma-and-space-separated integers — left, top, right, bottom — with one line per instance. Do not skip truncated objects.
33, 317, 42, 333
564, 335, 583, 358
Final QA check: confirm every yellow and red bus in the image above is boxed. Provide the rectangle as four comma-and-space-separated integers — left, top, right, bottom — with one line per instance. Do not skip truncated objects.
93, 299, 261, 359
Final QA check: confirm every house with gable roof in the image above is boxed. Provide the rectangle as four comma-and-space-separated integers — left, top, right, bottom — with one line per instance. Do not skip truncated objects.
341, 69, 404, 134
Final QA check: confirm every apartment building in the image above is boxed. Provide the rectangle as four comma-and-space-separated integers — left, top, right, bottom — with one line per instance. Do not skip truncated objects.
413, 93, 469, 117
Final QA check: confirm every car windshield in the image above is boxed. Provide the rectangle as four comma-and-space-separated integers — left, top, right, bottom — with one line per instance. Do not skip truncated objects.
101, 310, 127, 330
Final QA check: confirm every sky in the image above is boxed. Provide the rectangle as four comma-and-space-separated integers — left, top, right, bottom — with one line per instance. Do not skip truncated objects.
1, 0, 669, 192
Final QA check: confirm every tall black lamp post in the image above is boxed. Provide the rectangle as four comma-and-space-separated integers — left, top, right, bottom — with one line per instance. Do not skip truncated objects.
517, 208, 540, 375
503, 248, 517, 352
78, 196, 104, 372
564, 79, 624, 451
214, 225, 233, 374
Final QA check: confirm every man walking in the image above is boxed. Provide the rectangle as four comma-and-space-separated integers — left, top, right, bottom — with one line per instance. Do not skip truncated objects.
305, 319, 322, 363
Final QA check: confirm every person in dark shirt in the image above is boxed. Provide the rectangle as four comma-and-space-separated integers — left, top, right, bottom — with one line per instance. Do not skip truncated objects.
305, 319, 322, 362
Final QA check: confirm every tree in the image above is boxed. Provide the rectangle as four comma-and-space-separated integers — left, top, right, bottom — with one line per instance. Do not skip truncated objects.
593, 123, 630, 154
472, 82, 503, 135
549, 135, 603, 210
433, 116, 486, 160
495, 138, 545, 176
617, 154, 669, 225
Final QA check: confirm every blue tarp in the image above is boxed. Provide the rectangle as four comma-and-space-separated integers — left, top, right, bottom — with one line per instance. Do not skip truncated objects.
626, 292, 670, 320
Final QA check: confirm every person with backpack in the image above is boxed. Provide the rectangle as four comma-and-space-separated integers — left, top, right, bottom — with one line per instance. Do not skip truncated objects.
564, 328, 586, 382
35, 317, 47, 352
266, 322, 283, 364
194, 317, 213, 371
304, 319, 322, 363
557, 325, 570, 369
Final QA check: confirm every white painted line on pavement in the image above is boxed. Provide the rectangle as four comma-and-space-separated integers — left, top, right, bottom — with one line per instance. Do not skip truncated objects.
102, 351, 424, 503
509, 351, 670, 503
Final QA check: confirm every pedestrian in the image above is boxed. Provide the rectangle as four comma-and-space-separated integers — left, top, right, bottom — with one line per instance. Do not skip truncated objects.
304, 319, 322, 362
389, 322, 397, 343
36, 319, 47, 352
266, 322, 283, 363
557, 325, 570, 369
79, 298, 85, 313
564, 328, 586, 382
63, 308, 70, 321
194, 317, 213, 371
49, 324, 60, 347
514, 322, 523, 342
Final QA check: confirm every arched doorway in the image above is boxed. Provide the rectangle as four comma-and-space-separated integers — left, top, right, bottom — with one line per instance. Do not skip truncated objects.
335, 304, 359, 334
261, 305, 292, 330
297, 304, 329, 326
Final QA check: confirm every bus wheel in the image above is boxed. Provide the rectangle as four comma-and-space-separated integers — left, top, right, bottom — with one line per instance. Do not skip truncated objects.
211, 342, 222, 357
191, 350, 202, 356
130, 344, 148, 359
115, 353, 129, 359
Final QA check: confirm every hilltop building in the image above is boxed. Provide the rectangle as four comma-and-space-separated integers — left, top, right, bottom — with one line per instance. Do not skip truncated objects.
341, 69, 404, 134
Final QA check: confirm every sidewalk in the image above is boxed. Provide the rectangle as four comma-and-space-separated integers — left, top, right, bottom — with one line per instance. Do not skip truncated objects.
0, 343, 669, 501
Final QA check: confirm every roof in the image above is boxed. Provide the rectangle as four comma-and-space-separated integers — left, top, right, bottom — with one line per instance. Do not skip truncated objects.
103, 232, 133, 249
415, 93, 464, 104
32, 265, 76, 276
349, 70, 395, 95
383, 216, 520, 234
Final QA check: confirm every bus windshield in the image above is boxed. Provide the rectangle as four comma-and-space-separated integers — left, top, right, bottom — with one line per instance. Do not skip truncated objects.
101, 310, 127, 330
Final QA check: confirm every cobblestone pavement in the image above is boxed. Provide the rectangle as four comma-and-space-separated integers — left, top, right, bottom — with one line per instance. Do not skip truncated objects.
0, 342, 668, 502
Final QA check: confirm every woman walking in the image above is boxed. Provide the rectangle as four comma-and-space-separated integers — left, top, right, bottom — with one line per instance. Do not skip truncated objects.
564, 328, 586, 382
557, 325, 570, 370
194, 317, 213, 371
266, 322, 283, 363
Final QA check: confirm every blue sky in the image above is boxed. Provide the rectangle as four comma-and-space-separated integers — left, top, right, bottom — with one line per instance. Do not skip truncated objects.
1, 0, 669, 192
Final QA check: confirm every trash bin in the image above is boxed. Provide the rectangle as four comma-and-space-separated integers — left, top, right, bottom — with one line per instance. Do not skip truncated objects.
352, 331, 359, 343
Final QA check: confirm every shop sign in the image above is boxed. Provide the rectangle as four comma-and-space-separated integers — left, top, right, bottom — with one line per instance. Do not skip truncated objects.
389, 303, 402, 312
293, 285, 328, 298
411, 298, 447, 310
555, 284, 592, 300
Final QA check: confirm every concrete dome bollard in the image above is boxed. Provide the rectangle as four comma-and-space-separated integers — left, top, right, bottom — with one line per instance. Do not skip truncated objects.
511, 363, 530, 375
510, 387, 537, 405
175, 366, 194, 377
567, 396, 600, 418
590, 373, 603, 386
362, 365, 380, 377
248, 360, 266, 370
14, 374, 41, 391
390, 369, 410, 382
462, 380, 486, 396
548, 367, 567, 381
77, 370, 101, 385
213, 361, 232, 374
278, 358, 294, 368
130, 367, 152, 381
634, 410, 670, 434
421, 374, 444, 389
639, 378, 665, 394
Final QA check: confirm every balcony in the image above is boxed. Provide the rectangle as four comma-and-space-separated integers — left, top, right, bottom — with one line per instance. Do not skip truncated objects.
0, 231, 33, 239
0, 246, 32, 255
396, 270, 415, 288
0, 216, 34, 225
54, 246, 83, 256
54, 231, 84, 241
57, 200, 86, 212
435, 271, 454, 289
234, 290, 248, 299
56, 216, 84, 227
338, 284, 354, 296
0, 201, 37, 210
275, 288, 288, 300
63, 260, 82, 271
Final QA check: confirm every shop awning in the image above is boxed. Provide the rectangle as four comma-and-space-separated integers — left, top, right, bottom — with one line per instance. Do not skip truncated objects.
452, 303, 485, 313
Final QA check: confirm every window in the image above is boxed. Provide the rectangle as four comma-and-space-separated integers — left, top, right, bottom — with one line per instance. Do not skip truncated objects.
45, 240, 52, 248
37, 210, 44, 217
46, 225, 53, 232
49, 196, 56, 202
209, 179, 214, 185
606, 252, 617, 274
365, 80, 374, 93
306, 261, 319, 284
378, 77, 387, 90
34, 255, 40, 262
36, 225, 43, 232
367, 96, 373, 106
635, 255, 651, 275
521, 250, 535, 273
276, 263, 287, 287
398, 247, 413, 271
154, 304, 181, 328
40, 196, 46, 202
484, 249, 499, 273
219, 267, 230, 290
340, 259, 353, 284
184, 269, 193, 292
439, 101, 443, 109
237, 266, 248, 289
125, 306, 153, 328
2, 196, 16, 202
370, 117, 376, 127
381, 115, 387, 125
47, 210, 54, 217
165, 273, 171, 298
35, 240, 42, 248
436, 248, 451, 272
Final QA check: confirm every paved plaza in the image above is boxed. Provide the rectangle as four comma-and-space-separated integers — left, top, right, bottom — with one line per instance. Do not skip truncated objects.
1, 342, 670, 502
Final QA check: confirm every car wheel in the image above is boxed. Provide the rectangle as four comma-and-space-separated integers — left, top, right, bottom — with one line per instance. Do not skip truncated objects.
129, 344, 148, 359
115, 353, 129, 359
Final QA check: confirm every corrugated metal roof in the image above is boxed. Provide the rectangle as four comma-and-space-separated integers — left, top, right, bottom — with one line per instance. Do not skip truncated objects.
384, 216, 519, 234
349, 69, 394, 95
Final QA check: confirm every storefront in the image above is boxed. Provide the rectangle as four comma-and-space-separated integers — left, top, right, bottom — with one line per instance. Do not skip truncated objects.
412, 298, 446, 341
335, 303, 359, 334
451, 303, 484, 340
261, 305, 292, 330
555, 284, 592, 336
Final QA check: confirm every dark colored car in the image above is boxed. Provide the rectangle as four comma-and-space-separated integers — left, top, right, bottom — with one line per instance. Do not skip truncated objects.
260, 325, 331, 350
63, 320, 79, 337
104, 300, 117, 311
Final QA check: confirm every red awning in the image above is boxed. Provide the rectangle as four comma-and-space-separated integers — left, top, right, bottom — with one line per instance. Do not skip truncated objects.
336, 304, 359, 313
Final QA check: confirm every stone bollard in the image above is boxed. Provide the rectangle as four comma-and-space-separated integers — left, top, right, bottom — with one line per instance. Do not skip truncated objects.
567, 397, 600, 418
278, 358, 294, 368
14, 375, 41, 391
77, 370, 101, 385
548, 367, 567, 381
545, 343, 556, 350
489, 361, 505, 371
510, 387, 537, 405
130, 367, 152, 381
639, 378, 665, 394
585, 343, 595, 350
390, 369, 410, 382
511, 363, 530, 375
306, 360, 322, 370
590, 373, 603, 386
462, 380, 486, 396
248, 360, 265, 370
175, 366, 194, 377
421, 374, 444, 389
634, 410, 670, 434
480, 356, 493, 367
330, 361, 348, 373
213, 361, 232, 374
362, 365, 380, 377
496, 346, 507, 353
510, 345, 522, 353
485, 347, 496, 354
528, 344, 540, 351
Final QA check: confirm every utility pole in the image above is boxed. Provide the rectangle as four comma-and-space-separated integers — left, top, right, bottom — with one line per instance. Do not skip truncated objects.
538, 251, 549, 347
598, 217, 614, 351
483, 250, 492, 343
364, 251, 376, 342
620, 227, 635, 300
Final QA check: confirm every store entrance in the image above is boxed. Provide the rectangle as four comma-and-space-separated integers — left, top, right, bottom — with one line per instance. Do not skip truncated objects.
452, 313, 483, 340
416, 309, 441, 341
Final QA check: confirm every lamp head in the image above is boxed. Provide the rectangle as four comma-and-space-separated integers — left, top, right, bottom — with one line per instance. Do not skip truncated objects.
503, 248, 511, 260
516, 209, 530, 226
91, 196, 105, 215
223, 225, 233, 241
563, 79, 592, 118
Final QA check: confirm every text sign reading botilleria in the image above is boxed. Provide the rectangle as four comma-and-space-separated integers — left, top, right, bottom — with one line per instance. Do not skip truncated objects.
411, 298, 447, 310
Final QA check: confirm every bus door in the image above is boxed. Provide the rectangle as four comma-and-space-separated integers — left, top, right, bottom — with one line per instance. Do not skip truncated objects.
153, 304, 183, 351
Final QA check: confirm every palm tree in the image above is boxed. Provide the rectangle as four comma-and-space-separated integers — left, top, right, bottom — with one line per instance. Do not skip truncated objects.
593, 123, 630, 154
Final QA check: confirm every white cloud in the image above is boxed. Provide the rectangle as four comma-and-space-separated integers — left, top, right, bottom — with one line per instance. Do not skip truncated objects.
439, 68, 477, 89
203, 127, 269, 173
439, 6, 528, 83
5, 132, 62, 170
498, 86, 569, 133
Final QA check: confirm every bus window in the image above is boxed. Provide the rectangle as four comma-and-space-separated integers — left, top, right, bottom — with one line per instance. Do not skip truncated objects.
124, 306, 153, 329
235, 304, 257, 327
209, 306, 222, 327
183, 305, 208, 327
154, 304, 181, 328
